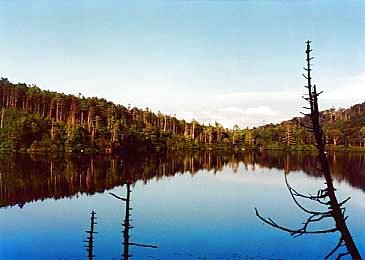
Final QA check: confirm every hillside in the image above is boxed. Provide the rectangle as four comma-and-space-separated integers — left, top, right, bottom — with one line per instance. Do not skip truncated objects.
0, 78, 364, 153
249, 103, 365, 150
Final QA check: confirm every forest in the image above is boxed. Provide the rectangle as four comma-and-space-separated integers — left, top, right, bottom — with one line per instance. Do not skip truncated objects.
0, 77, 364, 153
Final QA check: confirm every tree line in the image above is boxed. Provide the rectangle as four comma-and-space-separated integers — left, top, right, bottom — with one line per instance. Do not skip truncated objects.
0, 77, 364, 153
246, 103, 365, 150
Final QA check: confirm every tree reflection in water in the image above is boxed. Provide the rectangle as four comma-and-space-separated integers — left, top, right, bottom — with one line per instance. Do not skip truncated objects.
110, 183, 158, 260
84, 210, 97, 260
0, 150, 363, 258
84, 182, 157, 260
0, 151, 364, 209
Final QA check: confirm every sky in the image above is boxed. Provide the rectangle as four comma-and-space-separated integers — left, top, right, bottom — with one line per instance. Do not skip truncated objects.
0, 1, 364, 128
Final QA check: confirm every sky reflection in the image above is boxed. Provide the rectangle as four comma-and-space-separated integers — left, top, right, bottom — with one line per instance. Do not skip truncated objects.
0, 154, 364, 259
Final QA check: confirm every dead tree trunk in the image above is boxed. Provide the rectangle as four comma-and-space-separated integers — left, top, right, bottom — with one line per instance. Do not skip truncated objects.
303, 41, 360, 259
85, 210, 97, 260
255, 41, 361, 260
110, 183, 157, 260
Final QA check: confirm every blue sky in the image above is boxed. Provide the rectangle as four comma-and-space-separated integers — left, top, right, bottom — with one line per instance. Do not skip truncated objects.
0, 1, 364, 127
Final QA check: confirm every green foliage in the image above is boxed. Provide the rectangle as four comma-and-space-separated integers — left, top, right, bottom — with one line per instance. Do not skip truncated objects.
0, 78, 364, 153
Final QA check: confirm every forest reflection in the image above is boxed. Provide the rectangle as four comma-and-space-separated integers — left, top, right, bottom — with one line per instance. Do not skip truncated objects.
1, 151, 364, 208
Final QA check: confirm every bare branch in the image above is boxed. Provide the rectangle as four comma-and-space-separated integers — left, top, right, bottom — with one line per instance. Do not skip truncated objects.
255, 208, 337, 237
325, 236, 345, 259
129, 242, 158, 248
336, 252, 350, 260
302, 95, 311, 101
339, 197, 351, 207
109, 192, 127, 201
285, 174, 329, 214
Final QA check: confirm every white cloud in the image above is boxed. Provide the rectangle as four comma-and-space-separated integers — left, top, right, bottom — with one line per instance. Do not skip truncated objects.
174, 105, 289, 129
217, 90, 300, 102
245, 106, 279, 116
320, 72, 365, 102
219, 106, 245, 113
219, 106, 280, 116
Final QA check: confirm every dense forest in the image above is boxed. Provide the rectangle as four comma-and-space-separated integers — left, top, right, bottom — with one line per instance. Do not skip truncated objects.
0, 77, 364, 153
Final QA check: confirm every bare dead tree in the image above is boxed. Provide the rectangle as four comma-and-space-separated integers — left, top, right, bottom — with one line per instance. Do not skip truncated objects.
110, 183, 158, 260
255, 41, 361, 259
84, 210, 97, 260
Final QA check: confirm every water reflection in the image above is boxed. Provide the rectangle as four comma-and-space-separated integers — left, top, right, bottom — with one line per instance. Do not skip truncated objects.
84, 210, 97, 260
85, 183, 158, 259
0, 151, 364, 208
111, 183, 158, 259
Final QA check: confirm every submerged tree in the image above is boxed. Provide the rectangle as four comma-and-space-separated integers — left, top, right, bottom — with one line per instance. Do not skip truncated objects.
110, 183, 158, 260
84, 210, 97, 260
255, 41, 361, 259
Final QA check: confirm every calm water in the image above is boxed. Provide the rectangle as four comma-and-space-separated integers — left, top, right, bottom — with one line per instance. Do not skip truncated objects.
0, 151, 364, 260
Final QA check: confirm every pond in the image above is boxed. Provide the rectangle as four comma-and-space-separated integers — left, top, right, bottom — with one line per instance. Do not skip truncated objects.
0, 151, 364, 259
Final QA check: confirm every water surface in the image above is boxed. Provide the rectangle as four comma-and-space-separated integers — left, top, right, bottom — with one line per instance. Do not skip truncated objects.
0, 151, 364, 259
